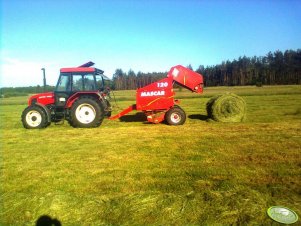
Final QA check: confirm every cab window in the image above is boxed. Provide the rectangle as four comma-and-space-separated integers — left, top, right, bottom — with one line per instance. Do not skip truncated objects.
83, 74, 96, 91
72, 74, 95, 91
72, 74, 83, 91
96, 75, 104, 90
56, 74, 71, 92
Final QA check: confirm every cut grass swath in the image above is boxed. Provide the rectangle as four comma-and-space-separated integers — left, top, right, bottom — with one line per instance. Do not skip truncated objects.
206, 93, 246, 122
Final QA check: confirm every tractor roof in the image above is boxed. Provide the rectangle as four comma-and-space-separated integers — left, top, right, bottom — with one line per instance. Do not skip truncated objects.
60, 67, 102, 73
60, 61, 110, 80
60, 67, 110, 80
60, 61, 103, 73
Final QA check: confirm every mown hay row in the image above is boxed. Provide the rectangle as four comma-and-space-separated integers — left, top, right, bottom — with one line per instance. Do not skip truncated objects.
206, 93, 246, 122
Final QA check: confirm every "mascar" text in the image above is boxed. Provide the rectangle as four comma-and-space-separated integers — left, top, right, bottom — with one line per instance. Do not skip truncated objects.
141, 91, 165, 97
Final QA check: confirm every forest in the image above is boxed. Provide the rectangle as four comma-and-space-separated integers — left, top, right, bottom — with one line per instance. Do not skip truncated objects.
112, 49, 301, 89
1, 49, 300, 97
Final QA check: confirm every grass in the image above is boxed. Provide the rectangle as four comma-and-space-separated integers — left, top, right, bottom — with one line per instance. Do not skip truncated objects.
1, 85, 301, 225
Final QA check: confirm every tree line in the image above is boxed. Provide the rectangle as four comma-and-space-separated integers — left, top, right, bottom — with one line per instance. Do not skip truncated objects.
0, 85, 55, 98
112, 49, 301, 89
197, 49, 301, 87
112, 69, 167, 90
1, 49, 300, 97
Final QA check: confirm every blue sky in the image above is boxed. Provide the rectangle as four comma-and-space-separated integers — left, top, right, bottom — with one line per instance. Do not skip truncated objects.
1, 0, 301, 87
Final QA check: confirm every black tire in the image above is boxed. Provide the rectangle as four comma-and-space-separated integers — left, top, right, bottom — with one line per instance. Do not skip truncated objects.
21, 105, 49, 129
69, 96, 104, 128
165, 106, 186, 125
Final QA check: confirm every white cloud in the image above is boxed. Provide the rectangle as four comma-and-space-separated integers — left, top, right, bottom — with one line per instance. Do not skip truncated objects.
0, 57, 60, 87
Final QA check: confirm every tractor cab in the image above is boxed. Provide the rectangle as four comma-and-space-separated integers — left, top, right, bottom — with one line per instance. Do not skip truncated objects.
54, 66, 108, 107
56, 68, 107, 93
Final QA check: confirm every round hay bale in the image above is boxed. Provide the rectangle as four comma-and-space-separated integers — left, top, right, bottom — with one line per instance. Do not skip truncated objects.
206, 93, 246, 122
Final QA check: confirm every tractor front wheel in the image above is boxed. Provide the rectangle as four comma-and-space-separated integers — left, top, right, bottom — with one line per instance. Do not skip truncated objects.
69, 96, 104, 128
165, 106, 186, 126
21, 105, 49, 129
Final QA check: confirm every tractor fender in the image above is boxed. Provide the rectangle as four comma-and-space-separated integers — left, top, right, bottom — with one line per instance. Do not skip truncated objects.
34, 103, 51, 123
66, 92, 103, 108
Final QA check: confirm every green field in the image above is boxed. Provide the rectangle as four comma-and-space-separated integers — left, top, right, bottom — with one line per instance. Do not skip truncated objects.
1, 85, 301, 225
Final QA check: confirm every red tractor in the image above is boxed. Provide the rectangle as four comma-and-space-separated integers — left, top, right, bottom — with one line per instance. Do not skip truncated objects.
22, 63, 204, 129
21, 62, 112, 129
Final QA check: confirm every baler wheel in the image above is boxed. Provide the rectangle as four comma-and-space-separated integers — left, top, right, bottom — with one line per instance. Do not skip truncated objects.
165, 106, 186, 125
21, 105, 49, 129
69, 96, 104, 128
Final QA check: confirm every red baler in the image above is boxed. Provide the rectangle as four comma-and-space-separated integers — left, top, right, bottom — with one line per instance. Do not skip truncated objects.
109, 65, 204, 125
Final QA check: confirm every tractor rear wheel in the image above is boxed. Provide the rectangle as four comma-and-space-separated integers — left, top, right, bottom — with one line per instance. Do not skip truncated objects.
21, 105, 49, 129
165, 106, 186, 126
69, 96, 104, 128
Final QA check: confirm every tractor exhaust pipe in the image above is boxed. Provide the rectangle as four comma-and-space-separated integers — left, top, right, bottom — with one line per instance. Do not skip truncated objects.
41, 68, 47, 92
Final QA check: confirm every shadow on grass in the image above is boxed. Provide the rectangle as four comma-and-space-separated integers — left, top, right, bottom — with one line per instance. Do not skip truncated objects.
119, 112, 146, 122
284, 108, 301, 116
188, 114, 209, 121
36, 215, 61, 226
119, 113, 210, 123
